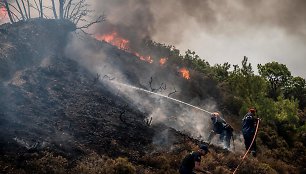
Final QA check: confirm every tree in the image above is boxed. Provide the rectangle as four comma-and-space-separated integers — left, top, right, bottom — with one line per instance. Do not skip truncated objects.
220, 57, 267, 115
258, 61, 291, 100
212, 62, 231, 82
1, 0, 105, 30
284, 76, 306, 109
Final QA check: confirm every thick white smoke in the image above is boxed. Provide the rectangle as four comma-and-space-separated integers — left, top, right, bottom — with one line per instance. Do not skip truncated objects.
64, 32, 246, 152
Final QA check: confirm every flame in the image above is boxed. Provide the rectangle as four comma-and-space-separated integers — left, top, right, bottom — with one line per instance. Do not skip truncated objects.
95, 32, 129, 50
159, 57, 167, 65
179, 68, 190, 80
0, 6, 7, 20
134, 53, 154, 64
95, 32, 153, 63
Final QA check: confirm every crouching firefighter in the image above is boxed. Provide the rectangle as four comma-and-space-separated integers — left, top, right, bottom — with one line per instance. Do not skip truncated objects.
179, 144, 211, 174
206, 112, 233, 149
207, 112, 226, 143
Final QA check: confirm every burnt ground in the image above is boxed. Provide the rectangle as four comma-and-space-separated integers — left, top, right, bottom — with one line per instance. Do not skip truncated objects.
0, 19, 155, 172
0, 19, 265, 174
0, 55, 154, 156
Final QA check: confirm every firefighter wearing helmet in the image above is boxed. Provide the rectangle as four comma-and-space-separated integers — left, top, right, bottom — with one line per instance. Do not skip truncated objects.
242, 108, 259, 157
207, 112, 233, 150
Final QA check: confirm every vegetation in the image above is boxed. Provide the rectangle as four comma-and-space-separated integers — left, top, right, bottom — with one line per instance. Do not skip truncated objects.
134, 39, 306, 173
0, 13, 305, 173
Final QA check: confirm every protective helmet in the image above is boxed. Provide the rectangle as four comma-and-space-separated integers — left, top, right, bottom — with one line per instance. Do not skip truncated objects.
199, 144, 210, 153
211, 112, 220, 117
249, 108, 256, 114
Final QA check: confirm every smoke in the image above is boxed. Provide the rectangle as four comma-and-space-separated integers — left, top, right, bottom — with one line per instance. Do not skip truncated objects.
93, 0, 306, 41
91, 0, 306, 78
65, 33, 241, 150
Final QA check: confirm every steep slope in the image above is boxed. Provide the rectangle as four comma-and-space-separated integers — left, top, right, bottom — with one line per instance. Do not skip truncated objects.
1, 19, 304, 174
0, 19, 156, 173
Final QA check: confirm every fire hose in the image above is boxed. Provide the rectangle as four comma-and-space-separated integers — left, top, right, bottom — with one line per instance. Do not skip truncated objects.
232, 119, 260, 174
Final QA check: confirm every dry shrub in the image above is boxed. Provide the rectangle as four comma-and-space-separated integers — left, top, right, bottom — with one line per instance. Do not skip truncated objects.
263, 158, 298, 174
0, 160, 26, 174
73, 153, 136, 174
214, 166, 231, 174
238, 159, 278, 174
27, 151, 68, 174
140, 152, 183, 174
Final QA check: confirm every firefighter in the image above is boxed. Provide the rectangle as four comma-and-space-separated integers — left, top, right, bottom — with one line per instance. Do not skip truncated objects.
242, 108, 259, 157
206, 112, 228, 146
179, 144, 211, 174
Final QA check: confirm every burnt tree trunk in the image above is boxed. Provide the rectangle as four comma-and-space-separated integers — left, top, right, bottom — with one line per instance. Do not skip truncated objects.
59, 0, 64, 19
26, 0, 31, 18
38, 0, 43, 18
21, 0, 28, 19
51, 0, 58, 19
15, 0, 25, 20
3, 0, 14, 23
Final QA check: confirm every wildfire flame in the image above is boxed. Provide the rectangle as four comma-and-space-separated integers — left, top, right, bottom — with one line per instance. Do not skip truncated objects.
95, 32, 129, 50
179, 68, 190, 80
0, 6, 7, 20
159, 57, 167, 65
134, 52, 153, 64
95, 32, 153, 63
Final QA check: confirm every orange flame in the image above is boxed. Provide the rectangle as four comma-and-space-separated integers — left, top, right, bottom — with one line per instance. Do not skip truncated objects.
179, 68, 190, 80
95, 32, 154, 63
0, 6, 7, 20
134, 52, 153, 64
95, 32, 129, 50
159, 57, 167, 65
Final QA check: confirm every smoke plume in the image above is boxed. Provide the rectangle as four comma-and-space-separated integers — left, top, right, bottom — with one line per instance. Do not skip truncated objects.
92, 0, 306, 77
93, 0, 306, 42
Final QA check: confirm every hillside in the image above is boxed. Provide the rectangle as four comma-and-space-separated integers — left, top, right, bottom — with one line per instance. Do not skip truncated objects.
0, 19, 306, 174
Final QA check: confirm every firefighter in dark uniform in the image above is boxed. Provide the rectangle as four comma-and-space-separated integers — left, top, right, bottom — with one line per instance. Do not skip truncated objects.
179, 144, 210, 174
207, 112, 227, 143
242, 108, 259, 157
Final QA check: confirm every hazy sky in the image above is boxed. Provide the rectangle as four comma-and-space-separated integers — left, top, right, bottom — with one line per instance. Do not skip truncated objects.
94, 0, 306, 78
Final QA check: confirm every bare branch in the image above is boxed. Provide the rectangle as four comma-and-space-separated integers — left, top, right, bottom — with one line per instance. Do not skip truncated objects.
15, 0, 25, 20
168, 87, 178, 97
119, 104, 128, 124
145, 117, 153, 127
33, 0, 40, 16
92, 73, 100, 85
8, 3, 22, 15
3, 0, 14, 23
64, 0, 73, 19
148, 77, 167, 92
76, 15, 105, 29
21, 0, 28, 19
103, 75, 115, 81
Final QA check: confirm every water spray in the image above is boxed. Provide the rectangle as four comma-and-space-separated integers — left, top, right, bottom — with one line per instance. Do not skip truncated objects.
108, 80, 213, 115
